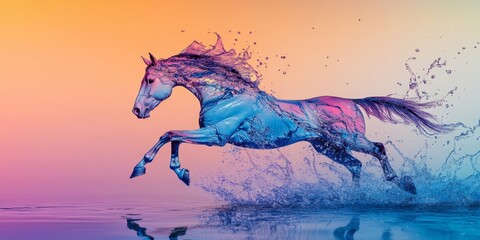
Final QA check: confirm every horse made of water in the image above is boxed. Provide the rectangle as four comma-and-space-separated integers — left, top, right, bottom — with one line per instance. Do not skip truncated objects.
130, 36, 449, 194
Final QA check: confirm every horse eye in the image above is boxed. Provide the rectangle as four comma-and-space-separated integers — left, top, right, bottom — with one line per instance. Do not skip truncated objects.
147, 79, 154, 84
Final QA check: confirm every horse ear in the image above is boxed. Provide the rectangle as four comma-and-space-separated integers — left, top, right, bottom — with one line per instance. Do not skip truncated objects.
141, 56, 152, 65
149, 52, 158, 65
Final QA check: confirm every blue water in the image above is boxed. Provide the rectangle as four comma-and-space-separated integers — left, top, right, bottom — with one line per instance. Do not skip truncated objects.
1, 200, 479, 239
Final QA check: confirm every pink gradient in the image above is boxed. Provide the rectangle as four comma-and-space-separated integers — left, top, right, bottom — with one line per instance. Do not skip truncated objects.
0, 1, 479, 204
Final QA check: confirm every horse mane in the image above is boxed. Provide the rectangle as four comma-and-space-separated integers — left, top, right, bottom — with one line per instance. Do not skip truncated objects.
165, 34, 261, 90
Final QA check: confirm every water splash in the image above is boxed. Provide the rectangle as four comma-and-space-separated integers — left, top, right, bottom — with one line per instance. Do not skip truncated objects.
178, 33, 262, 86
132, 34, 478, 206
403, 57, 454, 101
198, 44, 480, 208
199, 120, 479, 207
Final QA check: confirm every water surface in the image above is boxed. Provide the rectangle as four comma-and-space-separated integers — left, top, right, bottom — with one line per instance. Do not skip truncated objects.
1, 200, 479, 239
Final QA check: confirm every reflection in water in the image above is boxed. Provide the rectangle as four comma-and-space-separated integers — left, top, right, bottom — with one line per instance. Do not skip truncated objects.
125, 209, 361, 239
126, 218, 187, 240
1, 203, 478, 239
126, 218, 154, 240
117, 204, 480, 239
197, 206, 366, 239
381, 229, 392, 240
168, 226, 188, 240
333, 217, 359, 240
193, 206, 480, 239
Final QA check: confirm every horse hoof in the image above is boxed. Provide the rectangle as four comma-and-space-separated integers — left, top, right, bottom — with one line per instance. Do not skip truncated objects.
179, 169, 190, 186
130, 167, 146, 179
400, 176, 417, 195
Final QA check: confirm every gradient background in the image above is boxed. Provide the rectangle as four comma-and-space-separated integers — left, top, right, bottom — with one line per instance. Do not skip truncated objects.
1, 0, 479, 205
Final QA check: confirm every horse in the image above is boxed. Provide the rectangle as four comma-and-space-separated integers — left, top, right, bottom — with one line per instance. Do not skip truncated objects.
130, 35, 450, 194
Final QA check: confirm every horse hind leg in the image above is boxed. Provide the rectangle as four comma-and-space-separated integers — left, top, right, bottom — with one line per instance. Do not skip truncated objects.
352, 138, 417, 194
311, 140, 362, 183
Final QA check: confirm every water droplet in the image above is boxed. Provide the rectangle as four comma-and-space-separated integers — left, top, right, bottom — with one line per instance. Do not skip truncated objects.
431, 75, 435, 79
282, 71, 287, 75
457, 52, 461, 54
358, 18, 361, 21
446, 70, 452, 74
253, 42, 257, 45
249, 31, 253, 34
237, 31, 241, 34
280, 56, 286, 59
462, 46, 466, 50
415, 48, 420, 52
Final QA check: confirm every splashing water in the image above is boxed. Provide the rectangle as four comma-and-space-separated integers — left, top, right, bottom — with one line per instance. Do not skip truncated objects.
198, 45, 480, 208
199, 123, 480, 208
130, 34, 478, 207
199, 123, 479, 208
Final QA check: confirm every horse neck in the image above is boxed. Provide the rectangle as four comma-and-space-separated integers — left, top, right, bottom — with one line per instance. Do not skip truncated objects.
175, 76, 232, 106
167, 58, 259, 106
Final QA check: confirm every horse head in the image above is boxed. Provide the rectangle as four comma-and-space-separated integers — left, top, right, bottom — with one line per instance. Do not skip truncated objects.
132, 53, 175, 119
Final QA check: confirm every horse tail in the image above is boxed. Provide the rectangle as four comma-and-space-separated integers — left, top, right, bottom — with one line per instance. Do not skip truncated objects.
352, 96, 452, 134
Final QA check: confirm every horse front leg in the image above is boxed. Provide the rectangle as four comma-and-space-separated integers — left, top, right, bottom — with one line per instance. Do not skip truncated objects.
167, 126, 228, 185
130, 132, 172, 178
130, 126, 229, 184
169, 141, 190, 185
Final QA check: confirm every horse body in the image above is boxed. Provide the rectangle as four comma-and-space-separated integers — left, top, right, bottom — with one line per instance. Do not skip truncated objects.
221, 94, 365, 150
130, 36, 450, 194
223, 93, 313, 149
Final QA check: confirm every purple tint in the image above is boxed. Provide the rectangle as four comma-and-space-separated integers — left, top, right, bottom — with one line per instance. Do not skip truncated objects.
130, 35, 453, 194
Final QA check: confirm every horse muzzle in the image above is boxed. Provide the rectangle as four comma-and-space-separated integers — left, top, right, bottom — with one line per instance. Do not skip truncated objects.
132, 106, 151, 119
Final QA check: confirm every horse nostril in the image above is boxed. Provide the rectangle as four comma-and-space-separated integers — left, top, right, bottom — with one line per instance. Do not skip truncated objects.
145, 108, 150, 113
133, 107, 140, 115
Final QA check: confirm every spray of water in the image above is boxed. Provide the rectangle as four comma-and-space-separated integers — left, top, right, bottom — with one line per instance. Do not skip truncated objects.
198, 45, 480, 208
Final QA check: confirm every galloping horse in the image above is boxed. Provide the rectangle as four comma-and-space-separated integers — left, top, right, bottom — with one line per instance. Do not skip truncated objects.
130, 35, 449, 194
